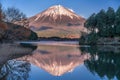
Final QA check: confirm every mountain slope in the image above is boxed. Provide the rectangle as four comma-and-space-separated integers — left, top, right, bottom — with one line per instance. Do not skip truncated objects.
28, 5, 86, 38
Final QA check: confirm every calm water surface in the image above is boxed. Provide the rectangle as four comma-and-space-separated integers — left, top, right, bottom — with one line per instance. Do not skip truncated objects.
0, 43, 120, 80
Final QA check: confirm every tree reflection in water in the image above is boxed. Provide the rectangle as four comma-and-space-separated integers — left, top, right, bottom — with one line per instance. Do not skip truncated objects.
0, 60, 31, 80
0, 43, 37, 80
81, 46, 120, 80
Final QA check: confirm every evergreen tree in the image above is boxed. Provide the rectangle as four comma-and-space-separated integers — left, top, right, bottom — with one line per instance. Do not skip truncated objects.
80, 7, 120, 44
106, 7, 115, 37
115, 6, 120, 36
95, 9, 107, 37
84, 13, 97, 32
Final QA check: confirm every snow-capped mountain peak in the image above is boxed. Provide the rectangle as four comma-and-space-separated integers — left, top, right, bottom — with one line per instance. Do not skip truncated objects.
28, 5, 86, 39
29, 5, 85, 24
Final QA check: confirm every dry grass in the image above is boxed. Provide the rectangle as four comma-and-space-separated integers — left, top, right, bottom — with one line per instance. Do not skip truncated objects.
35, 26, 85, 38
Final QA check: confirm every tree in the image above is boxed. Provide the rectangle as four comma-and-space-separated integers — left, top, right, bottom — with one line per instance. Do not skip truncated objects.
0, 3, 7, 42
115, 6, 120, 36
84, 13, 97, 32
4, 7, 26, 23
95, 9, 108, 37
106, 7, 115, 37
29, 31, 38, 40
84, 7, 117, 37
106, 7, 115, 26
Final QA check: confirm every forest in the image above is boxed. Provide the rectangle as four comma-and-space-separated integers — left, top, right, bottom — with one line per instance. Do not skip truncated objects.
80, 7, 120, 45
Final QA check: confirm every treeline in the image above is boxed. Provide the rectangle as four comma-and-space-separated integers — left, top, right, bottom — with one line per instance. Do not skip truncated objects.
85, 7, 120, 37
79, 7, 120, 45
39, 37, 79, 41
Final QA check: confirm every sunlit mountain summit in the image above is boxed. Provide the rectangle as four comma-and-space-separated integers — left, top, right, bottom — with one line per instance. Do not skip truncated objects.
28, 5, 86, 38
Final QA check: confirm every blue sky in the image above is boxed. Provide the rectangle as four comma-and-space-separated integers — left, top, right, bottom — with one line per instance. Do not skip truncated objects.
1, 0, 120, 18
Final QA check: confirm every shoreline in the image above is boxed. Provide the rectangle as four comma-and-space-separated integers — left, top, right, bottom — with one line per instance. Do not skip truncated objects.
14, 41, 79, 47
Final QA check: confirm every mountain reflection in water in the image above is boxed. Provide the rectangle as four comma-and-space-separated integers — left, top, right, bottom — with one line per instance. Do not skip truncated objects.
17, 45, 90, 76
0, 43, 120, 80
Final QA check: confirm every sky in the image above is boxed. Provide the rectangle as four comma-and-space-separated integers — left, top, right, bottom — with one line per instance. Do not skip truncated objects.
1, 0, 120, 18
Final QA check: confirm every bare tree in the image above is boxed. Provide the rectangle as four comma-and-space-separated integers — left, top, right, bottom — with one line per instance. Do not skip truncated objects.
4, 7, 26, 23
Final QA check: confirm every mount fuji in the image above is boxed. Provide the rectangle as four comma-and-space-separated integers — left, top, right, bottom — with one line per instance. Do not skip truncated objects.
28, 5, 86, 39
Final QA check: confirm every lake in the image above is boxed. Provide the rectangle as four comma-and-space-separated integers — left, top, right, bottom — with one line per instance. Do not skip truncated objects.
0, 43, 120, 80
